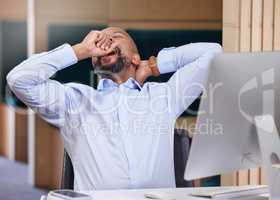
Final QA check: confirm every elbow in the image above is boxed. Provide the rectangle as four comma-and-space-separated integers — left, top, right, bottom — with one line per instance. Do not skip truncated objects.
6, 70, 15, 89
211, 43, 223, 54
6, 66, 26, 91
6, 68, 32, 101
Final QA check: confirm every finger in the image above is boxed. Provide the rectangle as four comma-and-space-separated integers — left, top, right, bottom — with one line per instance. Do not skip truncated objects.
104, 37, 114, 50
105, 41, 112, 51
85, 31, 100, 49
101, 39, 112, 50
96, 32, 104, 42
96, 39, 103, 48
105, 37, 114, 49
100, 37, 113, 50
91, 31, 101, 42
96, 33, 106, 47
96, 36, 108, 49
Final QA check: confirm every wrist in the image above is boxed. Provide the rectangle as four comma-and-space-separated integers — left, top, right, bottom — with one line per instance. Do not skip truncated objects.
146, 63, 153, 77
72, 43, 89, 61
148, 56, 160, 77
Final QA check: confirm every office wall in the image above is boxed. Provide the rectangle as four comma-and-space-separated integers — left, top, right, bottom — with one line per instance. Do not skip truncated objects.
108, 0, 222, 29
0, 0, 28, 161
0, 28, 28, 161
222, 0, 280, 186
0, 21, 27, 102
0, 0, 27, 21
35, 0, 222, 52
34, 0, 108, 52
0, 0, 27, 101
0, 104, 8, 156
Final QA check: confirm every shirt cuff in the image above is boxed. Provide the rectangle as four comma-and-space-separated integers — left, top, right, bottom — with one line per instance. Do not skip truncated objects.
157, 47, 177, 74
49, 43, 78, 70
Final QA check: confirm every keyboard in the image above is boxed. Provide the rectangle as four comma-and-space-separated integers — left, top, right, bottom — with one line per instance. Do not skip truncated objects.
190, 185, 268, 199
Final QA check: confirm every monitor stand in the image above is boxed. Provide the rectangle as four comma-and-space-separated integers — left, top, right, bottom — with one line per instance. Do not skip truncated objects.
255, 115, 280, 200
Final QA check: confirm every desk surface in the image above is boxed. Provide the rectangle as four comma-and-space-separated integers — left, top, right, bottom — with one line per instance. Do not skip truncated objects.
82, 187, 269, 200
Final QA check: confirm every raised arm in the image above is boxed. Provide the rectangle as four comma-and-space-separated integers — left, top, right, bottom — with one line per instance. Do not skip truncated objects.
157, 43, 223, 119
7, 31, 115, 127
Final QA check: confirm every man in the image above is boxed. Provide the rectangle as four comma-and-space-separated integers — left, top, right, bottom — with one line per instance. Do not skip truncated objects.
7, 27, 222, 190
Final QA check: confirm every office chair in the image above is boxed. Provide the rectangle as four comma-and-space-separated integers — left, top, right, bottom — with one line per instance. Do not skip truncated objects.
61, 150, 74, 189
174, 129, 193, 187
61, 128, 193, 189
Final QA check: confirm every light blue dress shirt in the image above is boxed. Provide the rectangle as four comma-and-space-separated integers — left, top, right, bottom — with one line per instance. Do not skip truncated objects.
7, 42, 222, 190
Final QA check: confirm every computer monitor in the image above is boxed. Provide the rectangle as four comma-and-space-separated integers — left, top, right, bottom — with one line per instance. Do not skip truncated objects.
255, 115, 280, 199
184, 51, 280, 181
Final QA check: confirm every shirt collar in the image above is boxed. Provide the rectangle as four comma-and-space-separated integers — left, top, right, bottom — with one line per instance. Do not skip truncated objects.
97, 77, 142, 91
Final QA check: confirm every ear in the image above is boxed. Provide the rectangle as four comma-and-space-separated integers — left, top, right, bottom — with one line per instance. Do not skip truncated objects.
131, 54, 141, 66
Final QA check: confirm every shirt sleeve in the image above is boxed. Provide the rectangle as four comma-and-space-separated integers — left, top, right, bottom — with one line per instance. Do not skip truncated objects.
6, 44, 78, 128
157, 43, 223, 119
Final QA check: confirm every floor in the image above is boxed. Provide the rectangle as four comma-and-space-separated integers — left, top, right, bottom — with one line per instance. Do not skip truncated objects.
0, 157, 48, 200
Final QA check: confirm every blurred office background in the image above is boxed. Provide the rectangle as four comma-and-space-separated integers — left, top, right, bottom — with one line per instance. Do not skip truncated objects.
0, 0, 279, 199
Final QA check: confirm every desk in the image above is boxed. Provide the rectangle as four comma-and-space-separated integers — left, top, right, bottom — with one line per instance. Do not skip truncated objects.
84, 188, 201, 200
81, 187, 269, 200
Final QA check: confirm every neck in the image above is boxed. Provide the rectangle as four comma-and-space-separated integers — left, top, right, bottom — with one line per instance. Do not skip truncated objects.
101, 65, 136, 84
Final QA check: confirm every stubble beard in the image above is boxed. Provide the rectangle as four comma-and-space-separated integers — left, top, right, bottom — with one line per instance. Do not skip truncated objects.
92, 47, 131, 76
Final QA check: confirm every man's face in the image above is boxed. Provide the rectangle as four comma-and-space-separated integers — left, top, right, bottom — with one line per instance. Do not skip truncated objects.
92, 27, 136, 75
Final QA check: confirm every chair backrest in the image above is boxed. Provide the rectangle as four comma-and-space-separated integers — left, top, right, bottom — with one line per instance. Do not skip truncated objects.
174, 129, 193, 187
61, 128, 193, 189
61, 151, 74, 189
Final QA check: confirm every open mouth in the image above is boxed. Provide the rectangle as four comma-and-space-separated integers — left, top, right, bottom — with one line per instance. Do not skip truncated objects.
93, 46, 128, 74
103, 46, 120, 57
100, 47, 121, 65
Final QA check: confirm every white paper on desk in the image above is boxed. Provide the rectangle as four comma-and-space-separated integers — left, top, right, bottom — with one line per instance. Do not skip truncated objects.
83, 190, 147, 200
144, 191, 176, 200
84, 190, 177, 200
